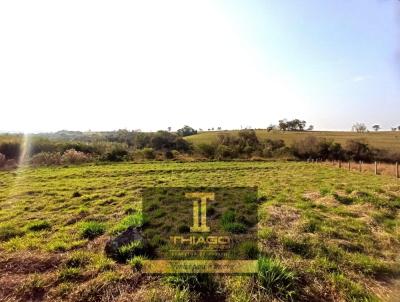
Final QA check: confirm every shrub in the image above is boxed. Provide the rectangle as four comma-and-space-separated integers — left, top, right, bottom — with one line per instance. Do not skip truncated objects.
345, 139, 374, 162
257, 257, 297, 300
0, 142, 21, 160
103, 145, 129, 162
61, 149, 90, 164
0, 153, 6, 168
196, 144, 216, 158
79, 221, 105, 239
142, 148, 155, 159
177, 125, 197, 137
215, 145, 236, 160
164, 150, 174, 159
31, 152, 62, 166
292, 136, 345, 160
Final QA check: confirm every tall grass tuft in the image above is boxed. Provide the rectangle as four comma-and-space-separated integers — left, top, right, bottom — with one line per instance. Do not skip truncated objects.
257, 257, 297, 301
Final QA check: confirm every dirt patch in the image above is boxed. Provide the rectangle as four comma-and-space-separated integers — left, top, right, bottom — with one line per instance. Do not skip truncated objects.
302, 191, 339, 207
0, 252, 62, 274
303, 191, 321, 201
87, 234, 111, 252
267, 205, 301, 230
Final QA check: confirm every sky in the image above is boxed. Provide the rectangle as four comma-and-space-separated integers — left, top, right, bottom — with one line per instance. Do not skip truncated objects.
0, 0, 399, 133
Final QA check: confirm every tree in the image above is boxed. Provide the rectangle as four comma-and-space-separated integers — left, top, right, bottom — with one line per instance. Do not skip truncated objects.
372, 124, 380, 132
278, 119, 288, 131
398, 126, 400, 131
345, 139, 373, 162
352, 123, 367, 133
176, 125, 197, 137
278, 119, 307, 131
307, 125, 314, 131
167, 127, 172, 132
392, 128, 398, 131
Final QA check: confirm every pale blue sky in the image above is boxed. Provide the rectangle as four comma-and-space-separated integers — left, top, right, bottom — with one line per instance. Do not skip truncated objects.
216, 0, 400, 130
0, 0, 399, 132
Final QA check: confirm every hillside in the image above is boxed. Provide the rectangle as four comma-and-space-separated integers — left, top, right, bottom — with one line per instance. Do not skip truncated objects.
185, 130, 400, 152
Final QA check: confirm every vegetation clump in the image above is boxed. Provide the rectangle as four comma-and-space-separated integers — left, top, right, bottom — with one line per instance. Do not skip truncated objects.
79, 221, 105, 239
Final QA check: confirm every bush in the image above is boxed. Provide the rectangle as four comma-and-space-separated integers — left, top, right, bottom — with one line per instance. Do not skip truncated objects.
103, 146, 129, 162
215, 145, 236, 160
31, 152, 62, 166
196, 144, 216, 158
0, 142, 21, 160
257, 257, 297, 300
177, 125, 197, 137
292, 136, 345, 160
79, 221, 105, 239
61, 149, 91, 164
261, 139, 285, 157
142, 148, 155, 160
345, 139, 374, 162
0, 153, 6, 168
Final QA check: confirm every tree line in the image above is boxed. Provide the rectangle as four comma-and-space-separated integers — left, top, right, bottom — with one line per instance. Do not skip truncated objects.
1, 127, 398, 168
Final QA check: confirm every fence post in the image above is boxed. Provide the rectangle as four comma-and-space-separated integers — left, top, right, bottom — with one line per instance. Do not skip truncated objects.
374, 161, 378, 175
348, 162, 351, 171
339, 161, 342, 168
359, 161, 362, 172
396, 162, 399, 178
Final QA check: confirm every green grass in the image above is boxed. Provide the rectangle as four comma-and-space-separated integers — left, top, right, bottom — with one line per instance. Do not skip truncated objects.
79, 221, 106, 239
0, 161, 399, 301
257, 257, 297, 300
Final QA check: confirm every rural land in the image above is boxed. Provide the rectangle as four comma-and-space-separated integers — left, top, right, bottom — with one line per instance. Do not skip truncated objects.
0, 124, 399, 301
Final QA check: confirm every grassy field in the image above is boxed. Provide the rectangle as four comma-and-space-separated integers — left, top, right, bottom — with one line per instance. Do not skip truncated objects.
0, 161, 399, 301
185, 130, 400, 151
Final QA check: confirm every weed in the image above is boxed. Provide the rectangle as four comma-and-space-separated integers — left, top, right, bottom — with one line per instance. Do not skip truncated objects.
257, 257, 297, 300
128, 255, 147, 271
79, 221, 105, 239
58, 267, 82, 281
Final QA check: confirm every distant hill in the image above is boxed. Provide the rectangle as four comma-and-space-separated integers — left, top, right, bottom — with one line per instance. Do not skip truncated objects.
185, 130, 400, 152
